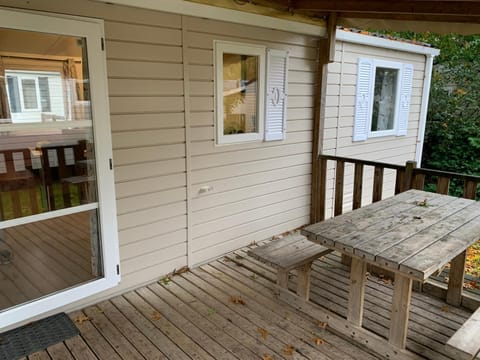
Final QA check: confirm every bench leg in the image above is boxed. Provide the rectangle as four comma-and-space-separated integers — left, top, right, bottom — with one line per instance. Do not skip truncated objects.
277, 269, 289, 288
347, 257, 367, 326
297, 262, 312, 301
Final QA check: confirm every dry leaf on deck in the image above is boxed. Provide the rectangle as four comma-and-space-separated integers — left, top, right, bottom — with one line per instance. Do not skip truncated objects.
262, 355, 274, 360
74, 314, 91, 324
283, 344, 294, 355
317, 321, 328, 329
313, 337, 325, 345
440, 306, 449, 313
230, 296, 246, 305
173, 266, 189, 276
257, 327, 269, 340
151, 311, 162, 320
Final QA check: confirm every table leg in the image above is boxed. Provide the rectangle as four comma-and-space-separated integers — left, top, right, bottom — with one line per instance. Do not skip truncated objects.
277, 269, 289, 288
296, 262, 312, 301
389, 274, 413, 349
446, 250, 467, 306
347, 257, 367, 326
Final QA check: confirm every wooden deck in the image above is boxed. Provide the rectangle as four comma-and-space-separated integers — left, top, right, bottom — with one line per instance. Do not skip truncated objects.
17, 237, 476, 360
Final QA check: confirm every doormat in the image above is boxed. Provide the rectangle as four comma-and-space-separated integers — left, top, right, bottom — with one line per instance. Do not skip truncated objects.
0, 313, 79, 360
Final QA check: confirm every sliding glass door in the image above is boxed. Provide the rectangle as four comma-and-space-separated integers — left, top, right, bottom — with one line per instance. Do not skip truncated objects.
0, 9, 119, 328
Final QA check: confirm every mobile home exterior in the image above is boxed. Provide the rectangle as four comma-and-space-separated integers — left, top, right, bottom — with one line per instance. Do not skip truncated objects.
0, 0, 437, 329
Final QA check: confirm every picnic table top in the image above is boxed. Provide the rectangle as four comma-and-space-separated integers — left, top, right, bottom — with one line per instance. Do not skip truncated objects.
302, 189, 480, 281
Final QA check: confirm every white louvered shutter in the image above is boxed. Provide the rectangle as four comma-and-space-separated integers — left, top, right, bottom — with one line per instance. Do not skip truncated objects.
353, 58, 374, 141
265, 49, 289, 141
397, 63, 413, 136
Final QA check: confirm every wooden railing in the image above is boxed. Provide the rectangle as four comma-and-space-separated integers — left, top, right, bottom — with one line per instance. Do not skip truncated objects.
312, 154, 480, 223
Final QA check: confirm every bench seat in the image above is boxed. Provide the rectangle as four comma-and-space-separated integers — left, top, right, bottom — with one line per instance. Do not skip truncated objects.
248, 233, 332, 300
446, 306, 480, 360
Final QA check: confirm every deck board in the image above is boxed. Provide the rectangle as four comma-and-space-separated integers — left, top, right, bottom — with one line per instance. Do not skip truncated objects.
10, 239, 478, 360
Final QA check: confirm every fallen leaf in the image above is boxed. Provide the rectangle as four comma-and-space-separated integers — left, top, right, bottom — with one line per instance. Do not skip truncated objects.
440, 306, 450, 313
151, 311, 162, 320
317, 321, 328, 329
257, 327, 269, 340
230, 295, 246, 305
173, 266, 189, 275
74, 314, 91, 324
262, 355, 274, 360
161, 277, 171, 285
313, 337, 325, 345
283, 344, 294, 355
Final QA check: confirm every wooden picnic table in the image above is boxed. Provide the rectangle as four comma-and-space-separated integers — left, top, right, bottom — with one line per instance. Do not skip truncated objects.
302, 189, 480, 349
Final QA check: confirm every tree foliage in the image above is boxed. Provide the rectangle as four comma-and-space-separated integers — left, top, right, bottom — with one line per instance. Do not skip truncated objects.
381, 32, 480, 195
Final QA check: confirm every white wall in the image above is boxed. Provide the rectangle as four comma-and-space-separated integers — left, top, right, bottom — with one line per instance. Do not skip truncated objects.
184, 16, 317, 265
0, 0, 319, 313
321, 39, 427, 218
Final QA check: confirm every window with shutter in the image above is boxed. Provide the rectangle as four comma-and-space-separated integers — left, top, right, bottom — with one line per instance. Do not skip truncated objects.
265, 49, 288, 141
353, 58, 413, 141
215, 41, 266, 144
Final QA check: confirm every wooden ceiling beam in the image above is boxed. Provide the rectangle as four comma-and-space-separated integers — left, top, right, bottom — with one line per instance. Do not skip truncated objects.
290, 0, 480, 16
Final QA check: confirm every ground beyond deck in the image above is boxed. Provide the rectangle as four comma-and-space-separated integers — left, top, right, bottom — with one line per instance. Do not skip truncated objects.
20, 239, 475, 360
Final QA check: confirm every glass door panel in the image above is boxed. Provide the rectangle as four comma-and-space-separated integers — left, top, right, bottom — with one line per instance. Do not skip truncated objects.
0, 27, 102, 311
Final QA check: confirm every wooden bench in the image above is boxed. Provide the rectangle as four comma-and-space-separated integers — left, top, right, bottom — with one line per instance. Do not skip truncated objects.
248, 234, 333, 300
446, 307, 480, 360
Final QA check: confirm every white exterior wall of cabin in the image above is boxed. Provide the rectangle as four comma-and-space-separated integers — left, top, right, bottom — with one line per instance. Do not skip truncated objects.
184, 16, 317, 265
0, 0, 319, 315
321, 33, 433, 218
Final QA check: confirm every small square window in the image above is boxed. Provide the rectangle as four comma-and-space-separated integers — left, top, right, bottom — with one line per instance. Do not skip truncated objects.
223, 53, 259, 135
353, 58, 413, 142
215, 41, 266, 144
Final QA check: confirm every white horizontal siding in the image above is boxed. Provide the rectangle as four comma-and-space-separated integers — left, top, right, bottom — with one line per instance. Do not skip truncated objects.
322, 39, 427, 218
0, 0, 190, 315
185, 15, 317, 265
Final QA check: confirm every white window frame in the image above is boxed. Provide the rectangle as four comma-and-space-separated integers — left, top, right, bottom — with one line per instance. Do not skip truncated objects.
215, 41, 266, 145
368, 59, 402, 138
6, 70, 60, 114
0, 8, 120, 329
353, 58, 413, 142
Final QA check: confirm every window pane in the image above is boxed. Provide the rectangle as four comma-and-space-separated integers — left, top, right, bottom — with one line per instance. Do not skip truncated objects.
0, 27, 101, 312
0, 209, 102, 311
38, 76, 51, 112
6, 76, 20, 113
371, 67, 398, 132
21, 79, 38, 109
223, 53, 258, 135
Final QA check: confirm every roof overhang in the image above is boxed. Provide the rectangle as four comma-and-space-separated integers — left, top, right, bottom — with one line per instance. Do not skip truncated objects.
336, 29, 440, 56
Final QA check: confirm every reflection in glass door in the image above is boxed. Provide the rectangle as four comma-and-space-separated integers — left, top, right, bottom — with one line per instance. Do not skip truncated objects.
0, 27, 102, 311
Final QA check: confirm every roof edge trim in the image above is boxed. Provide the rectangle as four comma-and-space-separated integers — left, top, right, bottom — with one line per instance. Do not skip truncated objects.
337, 29, 440, 55
92, 0, 326, 37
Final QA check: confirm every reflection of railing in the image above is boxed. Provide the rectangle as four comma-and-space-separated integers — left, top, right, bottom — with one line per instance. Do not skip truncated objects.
0, 141, 92, 220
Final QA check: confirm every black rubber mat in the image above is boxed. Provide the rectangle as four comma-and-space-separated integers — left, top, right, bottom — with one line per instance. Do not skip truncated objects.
0, 313, 79, 360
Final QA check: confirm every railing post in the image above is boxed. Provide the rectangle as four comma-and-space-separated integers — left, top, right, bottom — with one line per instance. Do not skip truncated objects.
353, 163, 363, 210
463, 180, 478, 200
334, 160, 345, 216
404, 160, 417, 191
312, 157, 327, 223
372, 166, 384, 203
